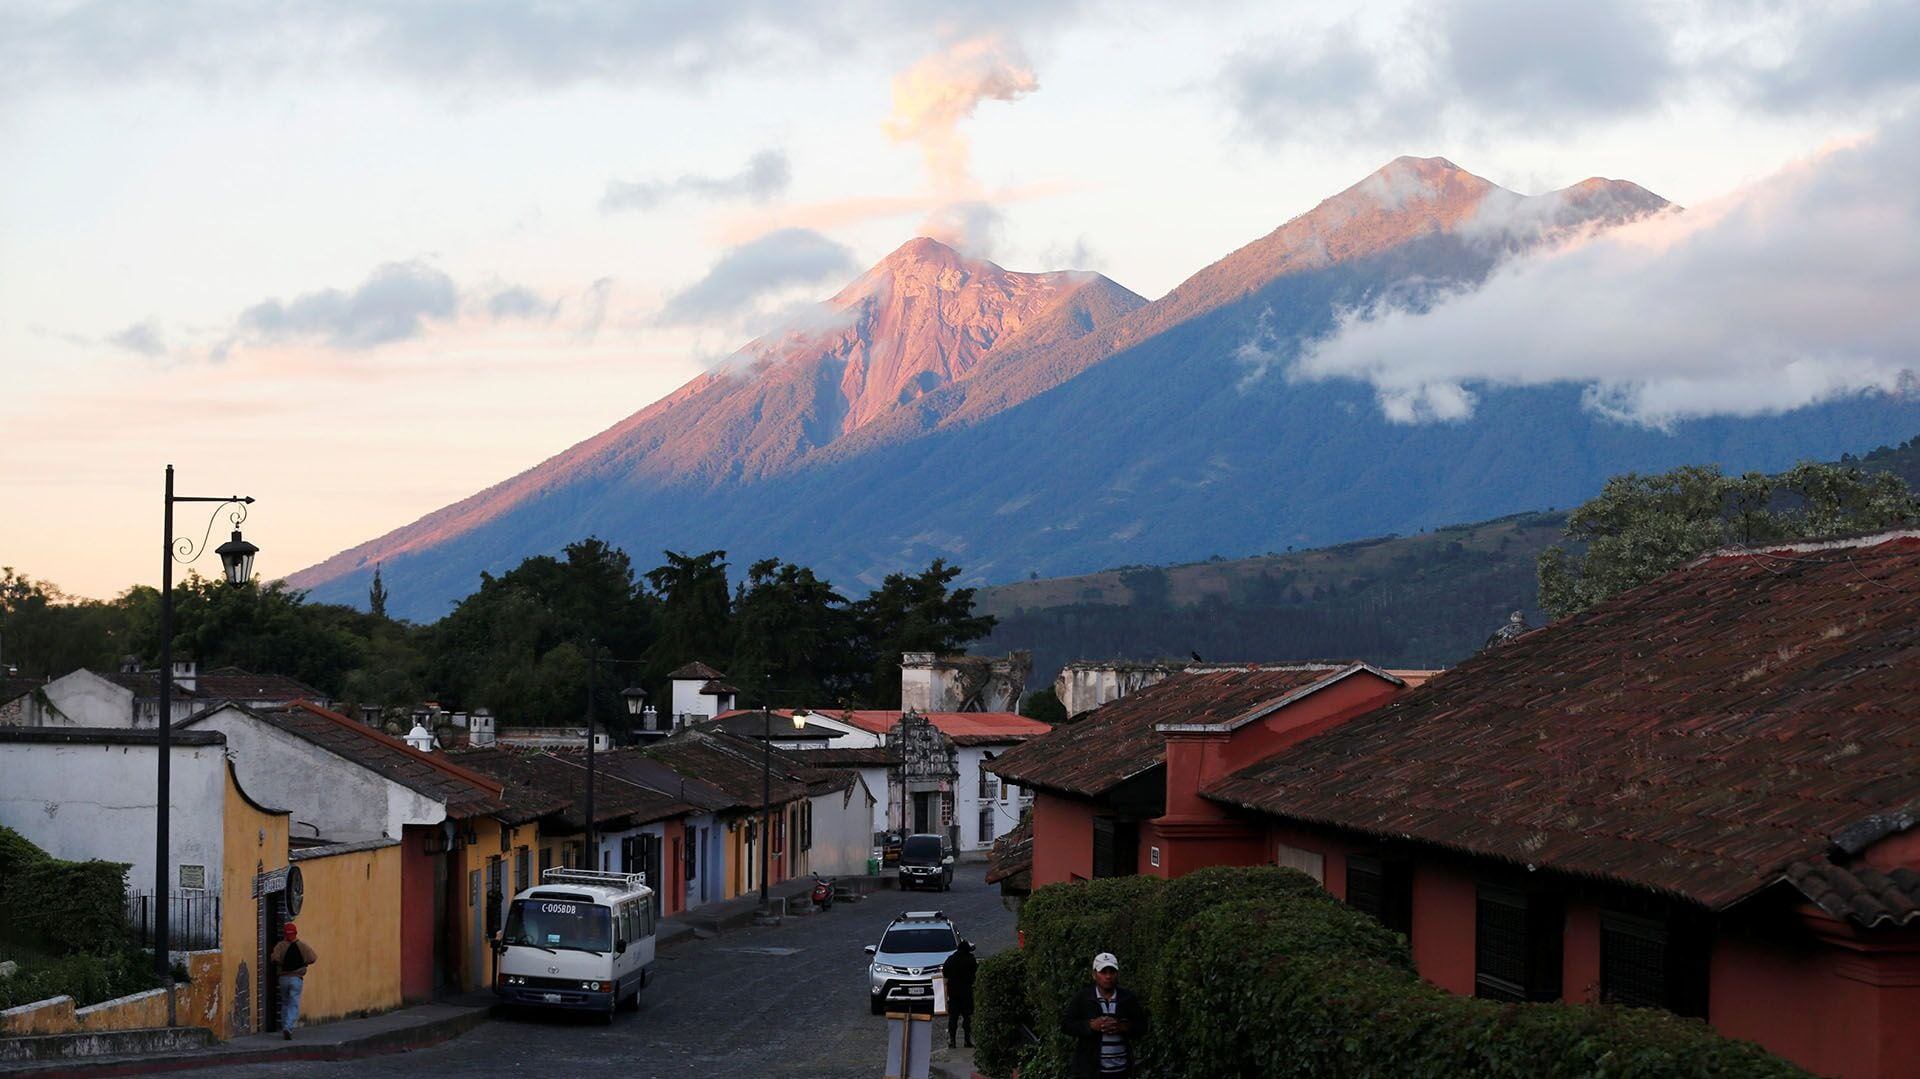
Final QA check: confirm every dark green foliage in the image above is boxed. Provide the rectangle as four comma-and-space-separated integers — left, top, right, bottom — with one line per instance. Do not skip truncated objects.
1019, 688, 1067, 725
644, 549, 733, 679
729, 559, 856, 707
6, 855, 132, 956
974, 949, 1033, 1078
977, 870, 1801, 1079
0, 948, 160, 1010
1539, 461, 1920, 618
851, 559, 997, 708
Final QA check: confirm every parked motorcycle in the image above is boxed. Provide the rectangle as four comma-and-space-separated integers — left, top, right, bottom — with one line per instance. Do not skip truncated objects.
811, 875, 834, 911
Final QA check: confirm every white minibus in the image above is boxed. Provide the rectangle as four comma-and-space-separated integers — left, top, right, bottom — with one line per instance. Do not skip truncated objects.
494, 868, 655, 1019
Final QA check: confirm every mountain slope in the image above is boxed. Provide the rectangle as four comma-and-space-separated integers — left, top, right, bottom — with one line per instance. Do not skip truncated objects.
292, 157, 1917, 620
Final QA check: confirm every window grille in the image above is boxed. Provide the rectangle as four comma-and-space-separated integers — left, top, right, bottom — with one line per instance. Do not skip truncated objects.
1600, 914, 1666, 1009
979, 807, 995, 844
1475, 884, 1562, 1002
1346, 855, 1412, 937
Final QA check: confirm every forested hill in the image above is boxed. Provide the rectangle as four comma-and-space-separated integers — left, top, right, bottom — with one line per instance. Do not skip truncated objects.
982, 434, 1920, 691
975, 511, 1566, 688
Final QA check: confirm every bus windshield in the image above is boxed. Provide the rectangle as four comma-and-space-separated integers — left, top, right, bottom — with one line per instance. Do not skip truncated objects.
502, 898, 611, 953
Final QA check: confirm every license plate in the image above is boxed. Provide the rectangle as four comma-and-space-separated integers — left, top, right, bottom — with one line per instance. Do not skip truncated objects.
542, 993, 563, 1003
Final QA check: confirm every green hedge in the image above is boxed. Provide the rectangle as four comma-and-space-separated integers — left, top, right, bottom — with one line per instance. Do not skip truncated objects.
978, 868, 1802, 1079
0, 826, 132, 956
0, 948, 160, 1010
974, 949, 1032, 1078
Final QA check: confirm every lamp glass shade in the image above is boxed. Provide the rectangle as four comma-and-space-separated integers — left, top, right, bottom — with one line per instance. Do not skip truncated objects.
621, 686, 647, 716
214, 530, 258, 585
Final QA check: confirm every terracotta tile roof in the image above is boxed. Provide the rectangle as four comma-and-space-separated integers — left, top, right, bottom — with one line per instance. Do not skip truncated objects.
0, 677, 43, 706
591, 750, 739, 814
985, 818, 1033, 886
697, 711, 848, 741
1204, 533, 1920, 912
988, 664, 1361, 797
439, 747, 573, 826
699, 679, 741, 696
1783, 860, 1920, 929
641, 730, 809, 808
826, 710, 1052, 746
195, 701, 504, 819
195, 667, 328, 703
450, 747, 697, 829
668, 661, 727, 680
783, 747, 895, 768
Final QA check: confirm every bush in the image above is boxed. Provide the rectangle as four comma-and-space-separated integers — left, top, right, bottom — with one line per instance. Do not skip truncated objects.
0, 948, 160, 1010
9, 858, 132, 955
981, 870, 1804, 1079
974, 949, 1033, 1078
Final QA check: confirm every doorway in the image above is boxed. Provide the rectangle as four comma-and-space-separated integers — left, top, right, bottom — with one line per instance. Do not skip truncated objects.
912, 791, 939, 834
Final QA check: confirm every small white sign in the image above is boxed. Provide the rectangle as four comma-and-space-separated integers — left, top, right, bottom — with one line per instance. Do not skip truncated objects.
1149, 846, 1161, 868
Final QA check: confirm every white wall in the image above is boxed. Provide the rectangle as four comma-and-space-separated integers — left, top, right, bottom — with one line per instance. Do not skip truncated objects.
190, 704, 446, 842
953, 745, 1026, 854
800, 715, 883, 749
803, 777, 878, 877
32, 670, 135, 727
1054, 663, 1178, 718
670, 678, 724, 722
0, 737, 227, 895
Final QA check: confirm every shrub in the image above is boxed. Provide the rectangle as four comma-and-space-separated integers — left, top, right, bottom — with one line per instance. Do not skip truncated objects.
10, 858, 132, 955
996, 869, 1803, 1079
0, 948, 160, 1010
974, 949, 1033, 1078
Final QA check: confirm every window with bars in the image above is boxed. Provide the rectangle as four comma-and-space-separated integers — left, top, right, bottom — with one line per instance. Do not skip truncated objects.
514, 846, 529, 894
1345, 855, 1412, 937
1474, 884, 1562, 1002
979, 807, 995, 844
539, 845, 553, 877
1600, 910, 1710, 1017
1091, 816, 1138, 879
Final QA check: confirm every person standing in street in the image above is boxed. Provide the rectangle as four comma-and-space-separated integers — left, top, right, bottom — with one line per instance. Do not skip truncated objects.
944, 938, 978, 1048
1060, 952, 1148, 1078
270, 922, 318, 1039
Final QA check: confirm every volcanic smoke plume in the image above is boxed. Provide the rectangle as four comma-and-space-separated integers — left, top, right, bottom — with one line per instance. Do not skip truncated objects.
885, 35, 1038, 250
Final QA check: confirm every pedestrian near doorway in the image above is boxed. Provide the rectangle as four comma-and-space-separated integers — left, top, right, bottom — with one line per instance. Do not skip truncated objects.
944, 939, 978, 1048
1060, 952, 1148, 1078
270, 922, 318, 1038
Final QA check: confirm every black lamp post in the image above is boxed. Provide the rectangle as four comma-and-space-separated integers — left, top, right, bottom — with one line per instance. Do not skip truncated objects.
156, 465, 256, 1025
581, 649, 646, 868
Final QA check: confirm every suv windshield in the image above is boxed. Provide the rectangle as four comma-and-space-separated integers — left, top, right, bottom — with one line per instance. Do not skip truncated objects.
901, 837, 943, 862
503, 898, 611, 952
882, 927, 957, 955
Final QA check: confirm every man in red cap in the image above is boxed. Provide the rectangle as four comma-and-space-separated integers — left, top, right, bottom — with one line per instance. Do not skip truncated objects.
270, 922, 318, 1038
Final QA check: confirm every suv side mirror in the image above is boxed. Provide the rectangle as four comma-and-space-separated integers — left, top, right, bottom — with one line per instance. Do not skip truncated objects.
616, 938, 629, 954
864, 945, 877, 956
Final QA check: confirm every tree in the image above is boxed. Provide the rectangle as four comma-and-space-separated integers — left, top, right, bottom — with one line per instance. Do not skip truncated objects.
1020, 688, 1067, 725
1538, 461, 1920, 618
643, 550, 732, 677
729, 559, 856, 707
850, 559, 996, 707
368, 563, 389, 620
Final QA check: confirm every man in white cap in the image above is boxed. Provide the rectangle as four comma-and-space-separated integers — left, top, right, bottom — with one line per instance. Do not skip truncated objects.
1059, 951, 1148, 1077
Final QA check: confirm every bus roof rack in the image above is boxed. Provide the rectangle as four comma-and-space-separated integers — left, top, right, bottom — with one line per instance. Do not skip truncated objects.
541, 868, 647, 890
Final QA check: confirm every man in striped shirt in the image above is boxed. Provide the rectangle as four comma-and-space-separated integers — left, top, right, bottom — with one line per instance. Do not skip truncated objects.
1060, 951, 1149, 1078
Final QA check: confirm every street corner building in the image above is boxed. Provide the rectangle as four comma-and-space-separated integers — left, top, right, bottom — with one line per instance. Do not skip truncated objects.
992, 531, 1920, 1079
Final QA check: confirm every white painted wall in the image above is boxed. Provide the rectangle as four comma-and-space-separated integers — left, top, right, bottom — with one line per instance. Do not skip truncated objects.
670, 678, 721, 722
30, 670, 136, 727
803, 776, 878, 877
1054, 663, 1179, 717
0, 737, 227, 895
189, 704, 446, 842
798, 714, 882, 749
953, 745, 1027, 855
854, 765, 890, 837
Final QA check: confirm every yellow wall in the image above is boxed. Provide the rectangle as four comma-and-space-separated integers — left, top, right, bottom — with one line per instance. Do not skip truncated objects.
289, 843, 403, 1023
449, 818, 542, 991
221, 764, 289, 1038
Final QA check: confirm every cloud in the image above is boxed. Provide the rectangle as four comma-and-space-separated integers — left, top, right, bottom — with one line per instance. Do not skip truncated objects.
602, 149, 790, 213
1291, 114, 1920, 428
235, 260, 458, 350
108, 319, 167, 358
656, 228, 858, 327
918, 201, 1006, 258
485, 285, 557, 320
575, 278, 614, 343
1223, 1, 1920, 146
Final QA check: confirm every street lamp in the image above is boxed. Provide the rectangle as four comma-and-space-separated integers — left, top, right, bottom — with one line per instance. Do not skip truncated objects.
156, 465, 256, 1025
581, 650, 646, 868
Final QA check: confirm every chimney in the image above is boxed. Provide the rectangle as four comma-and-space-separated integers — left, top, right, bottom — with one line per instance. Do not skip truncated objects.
469, 709, 496, 748
900, 652, 940, 712
171, 658, 197, 693
405, 723, 435, 752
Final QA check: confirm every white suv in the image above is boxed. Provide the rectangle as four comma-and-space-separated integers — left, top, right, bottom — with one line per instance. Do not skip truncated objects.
864, 910, 958, 1015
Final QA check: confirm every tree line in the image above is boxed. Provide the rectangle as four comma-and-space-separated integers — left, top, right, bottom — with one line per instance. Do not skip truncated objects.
0, 543, 995, 739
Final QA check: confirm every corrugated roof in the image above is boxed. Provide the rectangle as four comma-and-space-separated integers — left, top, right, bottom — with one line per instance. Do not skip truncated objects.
641, 730, 809, 808
193, 701, 504, 819
450, 747, 697, 829
1204, 533, 1920, 913
988, 664, 1359, 798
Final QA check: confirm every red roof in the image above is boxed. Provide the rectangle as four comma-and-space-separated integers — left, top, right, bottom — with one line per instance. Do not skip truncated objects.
1205, 533, 1920, 913
989, 664, 1366, 797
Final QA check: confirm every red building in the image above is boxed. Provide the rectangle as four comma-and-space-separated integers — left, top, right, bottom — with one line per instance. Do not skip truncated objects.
1000, 532, 1920, 1079
989, 662, 1415, 884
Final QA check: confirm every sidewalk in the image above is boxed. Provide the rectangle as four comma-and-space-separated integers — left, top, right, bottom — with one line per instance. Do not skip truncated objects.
0, 994, 496, 1078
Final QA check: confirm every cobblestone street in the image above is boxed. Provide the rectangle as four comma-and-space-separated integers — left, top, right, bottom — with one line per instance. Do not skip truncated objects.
213, 865, 1013, 1078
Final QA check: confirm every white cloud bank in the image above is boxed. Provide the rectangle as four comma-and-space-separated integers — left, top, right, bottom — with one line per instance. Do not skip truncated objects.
1293, 114, 1920, 428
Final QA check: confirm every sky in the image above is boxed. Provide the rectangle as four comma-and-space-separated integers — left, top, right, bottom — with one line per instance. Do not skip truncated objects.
3, 0, 1918, 601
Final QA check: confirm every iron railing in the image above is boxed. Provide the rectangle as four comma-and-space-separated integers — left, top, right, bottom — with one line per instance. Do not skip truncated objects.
126, 891, 220, 951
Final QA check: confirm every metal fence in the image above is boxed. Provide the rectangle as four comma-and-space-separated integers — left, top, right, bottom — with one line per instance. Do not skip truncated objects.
126, 891, 221, 950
